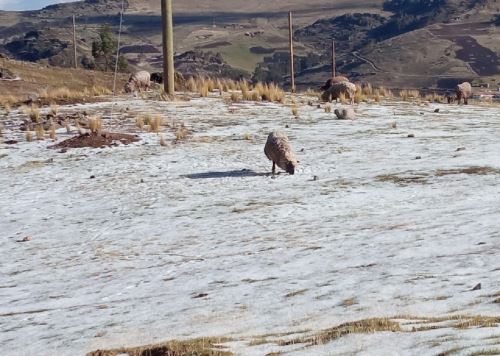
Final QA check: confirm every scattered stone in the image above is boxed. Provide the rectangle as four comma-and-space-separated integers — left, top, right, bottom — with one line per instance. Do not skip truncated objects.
90, 175, 95, 179
17, 236, 32, 242
471, 283, 481, 291
476, 242, 486, 245
434, 108, 440, 113
415, 156, 421, 160
313, 175, 319, 181
58, 148, 67, 153
391, 122, 397, 129
192, 293, 208, 299
407, 134, 415, 138
456, 147, 466, 152
285, 124, 289, 128
4, 140, 18, 145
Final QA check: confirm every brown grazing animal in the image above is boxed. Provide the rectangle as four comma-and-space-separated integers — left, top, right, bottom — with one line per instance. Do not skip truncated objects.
264, 131, 298, 175
323, 81, 357, 104
320, 76, 350, 91
454, 82, 472, 105
124, 70, 151, 93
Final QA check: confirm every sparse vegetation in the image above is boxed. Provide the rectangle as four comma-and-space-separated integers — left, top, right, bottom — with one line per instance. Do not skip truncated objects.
173, 123, 190, 142
35, 124, 45, 140
25, 130, 33, 142
49, 123, 56, 140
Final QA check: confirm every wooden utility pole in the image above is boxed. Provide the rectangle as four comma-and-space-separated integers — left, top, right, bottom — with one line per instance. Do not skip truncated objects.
288, 11, 295, 93
332, 39, 336, 77
72, 15, 77, 69
161, 0, 175, 95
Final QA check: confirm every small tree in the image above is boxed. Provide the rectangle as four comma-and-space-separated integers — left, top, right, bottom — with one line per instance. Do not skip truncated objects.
91, 25, 127, 72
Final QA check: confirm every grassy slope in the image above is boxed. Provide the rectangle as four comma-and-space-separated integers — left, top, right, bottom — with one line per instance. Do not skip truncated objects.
0, 58, 129, 101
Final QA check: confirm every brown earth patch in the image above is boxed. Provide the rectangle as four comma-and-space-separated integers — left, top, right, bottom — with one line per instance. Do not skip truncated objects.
52, 132, 139, 149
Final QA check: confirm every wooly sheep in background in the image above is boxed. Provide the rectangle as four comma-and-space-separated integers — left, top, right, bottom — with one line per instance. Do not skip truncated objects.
322, 81, 356, 104
320, 75, 350, 91
264, 131, 298, 175
124, 70, 151, 93
334, 107, 356, 120
455, 82, 472, 105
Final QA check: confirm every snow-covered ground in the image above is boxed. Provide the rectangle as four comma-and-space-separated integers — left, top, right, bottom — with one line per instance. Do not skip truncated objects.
1, 96, 499, 355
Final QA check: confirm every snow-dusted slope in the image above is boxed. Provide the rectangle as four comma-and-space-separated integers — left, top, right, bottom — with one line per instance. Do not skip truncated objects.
0, 96, 499, 355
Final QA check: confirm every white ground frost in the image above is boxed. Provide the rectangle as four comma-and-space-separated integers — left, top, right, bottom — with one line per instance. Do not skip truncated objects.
0, 95, 499, 355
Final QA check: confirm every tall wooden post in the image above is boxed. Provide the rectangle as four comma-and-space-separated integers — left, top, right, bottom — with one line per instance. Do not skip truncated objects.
161, 0, 175, 95
332, 39, 336, 78
288, 11, 295, 93
73, 15, 77, 69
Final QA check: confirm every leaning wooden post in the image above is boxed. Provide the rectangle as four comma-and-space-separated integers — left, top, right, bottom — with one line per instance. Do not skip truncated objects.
332, 39, 336, 78
72, 15, 77, 69
288, 11, 295, 93
161, 0, 175, 95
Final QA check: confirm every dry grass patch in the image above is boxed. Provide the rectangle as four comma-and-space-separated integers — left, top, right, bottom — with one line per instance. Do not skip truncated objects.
435, 166, 500, 176
399, 89, 421, 101
159, 134, 167, 146
25, 130, 33, 142
35, 124, 45, 140
280, 318, 401, 346
468, 349, 500, 356
87, 337, 232, 356
230, 92, 240, 102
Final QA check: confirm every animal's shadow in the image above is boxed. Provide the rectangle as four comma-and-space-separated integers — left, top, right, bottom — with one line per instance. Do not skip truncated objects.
182, 169, 270, 179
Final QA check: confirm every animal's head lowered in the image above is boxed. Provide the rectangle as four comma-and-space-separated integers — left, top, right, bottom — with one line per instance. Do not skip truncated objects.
124, 82, 135, 93
286, 161, 296, 175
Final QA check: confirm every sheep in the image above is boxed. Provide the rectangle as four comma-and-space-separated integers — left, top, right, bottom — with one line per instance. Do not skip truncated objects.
320, 75, 350, 91
455, 82, 472, 105
124, 70, 151, 93
334, 107, 356, 120
322, 81, 357, 104
264, 131, 298, 175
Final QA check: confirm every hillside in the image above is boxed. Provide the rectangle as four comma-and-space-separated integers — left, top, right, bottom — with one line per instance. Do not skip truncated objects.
0, 0, 498, 89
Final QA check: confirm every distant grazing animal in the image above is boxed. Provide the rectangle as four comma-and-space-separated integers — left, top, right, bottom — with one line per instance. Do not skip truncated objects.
323, 81, 357, 104
320, 76, 350, 91
455, 82, 472, 105
334, 107, 356, 120
264, 131, 298, 175
124, 70, 151, 93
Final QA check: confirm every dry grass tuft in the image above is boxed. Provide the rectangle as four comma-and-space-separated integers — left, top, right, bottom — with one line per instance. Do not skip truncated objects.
0, 123, 3, 137
324, 105, 332, 113
28, 106, 41, 122
149, 115, 162, 134
255, 82, 284, 102
49, 123, 56, 140
291, 103, 299, 117
35, 124, 45, 140
173, 123, 190, 142
159, 134, 167, 146
25, 130, 33, 142
49, 103, 59, 116
135, 116, 145, 131
88, 117, 102, 135
230, 92, 240, 103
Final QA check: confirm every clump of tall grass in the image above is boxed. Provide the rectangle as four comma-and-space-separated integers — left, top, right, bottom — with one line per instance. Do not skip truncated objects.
399, 89, 421, 101
149, 115, 162, 133
324, 105, 331, 113
255, 82, 284, 102
159, 134, 167, 146
25, 130, 33, 142
173, 123, 189, 142
35, 124, 45, 140
135, 116, 145, 131
230, 92, 240, 102
49, 123, 56, 140
49, 103, 59, 116
0, 123, 3, 137
88, 117, 102, 134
